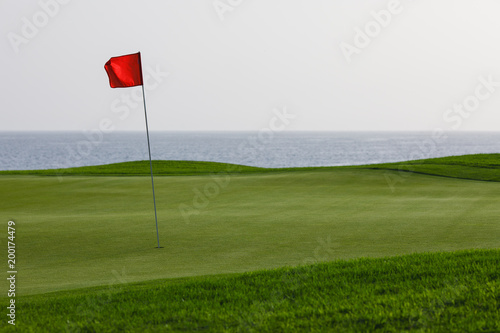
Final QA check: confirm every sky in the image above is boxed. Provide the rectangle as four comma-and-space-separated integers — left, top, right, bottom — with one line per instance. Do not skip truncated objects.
2, 0, 500, 132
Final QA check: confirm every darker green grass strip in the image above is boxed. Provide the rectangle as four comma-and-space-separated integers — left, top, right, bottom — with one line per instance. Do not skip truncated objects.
3, 249, 500, 332
363, 153, 500, 182
1, 153, 500, 182
365, 164, 500, 182
0, 160, 266, 176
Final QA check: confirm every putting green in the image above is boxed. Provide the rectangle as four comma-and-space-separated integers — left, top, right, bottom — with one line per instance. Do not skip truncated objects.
1, 165, 499, 295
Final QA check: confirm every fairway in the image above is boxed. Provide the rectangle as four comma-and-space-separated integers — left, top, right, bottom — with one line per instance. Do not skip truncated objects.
2, 162, 499, 295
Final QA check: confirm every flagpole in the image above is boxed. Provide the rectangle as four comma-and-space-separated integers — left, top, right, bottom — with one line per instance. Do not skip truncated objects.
141, 84, 160, 248
138, 52, 160, 249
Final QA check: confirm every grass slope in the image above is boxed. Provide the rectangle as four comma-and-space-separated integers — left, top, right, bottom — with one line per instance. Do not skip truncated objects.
1, 153, 500, 182
0, 160, 265, 176
2, 249, 499, 332
365, 153, 500, 182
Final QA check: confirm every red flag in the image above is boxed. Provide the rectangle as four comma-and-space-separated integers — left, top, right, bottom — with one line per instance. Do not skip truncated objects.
104, 52, 143, 88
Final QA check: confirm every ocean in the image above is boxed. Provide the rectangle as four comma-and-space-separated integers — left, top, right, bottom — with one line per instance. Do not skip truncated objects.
1, 131, 500, 171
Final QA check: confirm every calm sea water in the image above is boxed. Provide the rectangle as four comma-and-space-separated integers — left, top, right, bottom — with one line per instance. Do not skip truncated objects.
1, 131, 500, 171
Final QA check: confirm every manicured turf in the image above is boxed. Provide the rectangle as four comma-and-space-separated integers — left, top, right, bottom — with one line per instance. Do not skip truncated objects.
0, 160, 265, 176
0, 154, 499, 331
1, 155, 499, 296
2, 153, 499, 181
3, 250, 499, 332
367, 153, 500, 182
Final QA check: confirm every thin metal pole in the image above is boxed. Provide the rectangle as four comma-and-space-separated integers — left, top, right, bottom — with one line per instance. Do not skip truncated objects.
141, 84, 160, 248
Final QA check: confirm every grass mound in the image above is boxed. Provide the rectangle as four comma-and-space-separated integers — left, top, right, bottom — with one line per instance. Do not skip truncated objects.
0, 160, 265, 176
366, 153, 500, 182
1, 153, 500, 182
5, 249, 499, 332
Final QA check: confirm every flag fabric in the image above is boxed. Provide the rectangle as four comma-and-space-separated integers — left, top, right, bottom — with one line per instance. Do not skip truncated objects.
104, 52, 143, 88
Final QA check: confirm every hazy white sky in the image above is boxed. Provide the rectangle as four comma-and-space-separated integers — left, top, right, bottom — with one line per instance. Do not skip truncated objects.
2, 0, 500, 131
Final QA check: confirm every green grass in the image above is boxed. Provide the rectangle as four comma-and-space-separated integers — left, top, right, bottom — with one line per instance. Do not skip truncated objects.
0, 160, 265, 176
2, 153, 499, 182
2, 167, 500, 295
366, 153, 500, 182
2, 249, 499, 332
1, 154, 499, 331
